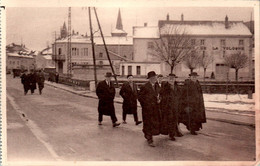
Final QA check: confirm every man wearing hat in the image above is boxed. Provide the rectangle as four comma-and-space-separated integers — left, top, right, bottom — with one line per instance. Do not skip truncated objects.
96, 72, 120, 127
138, 71, 161, 147
20, 70, 30, 95
179, 72, 206, 135
119, 74, 142, 125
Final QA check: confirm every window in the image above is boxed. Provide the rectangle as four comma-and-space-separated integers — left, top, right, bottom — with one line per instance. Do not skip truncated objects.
202, 51, 205, 57
128, 66, 132, 75
17, 61, 19, 65
99, 61, 103, 65
191, 39, 196, 45
147, 42, 154, 49
72, 48, 77, 56
136, 66, 141, 75
220, 39, 226, 46
77, 48, 79, 55
58, 48, 62, 55
99, 53, 103, 58
122, 66, 125, 76
200, 39, 205, 45
239, 40, 244, 46
223, 50, 225, 58
84, 48, 88, 56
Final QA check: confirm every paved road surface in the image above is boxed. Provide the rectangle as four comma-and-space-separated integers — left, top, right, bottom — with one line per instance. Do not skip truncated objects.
6, 75, 255, 162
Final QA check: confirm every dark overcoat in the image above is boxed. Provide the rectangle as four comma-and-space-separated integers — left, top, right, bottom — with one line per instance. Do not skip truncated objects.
119, 82, 138, 114
21, 73, 30, 91
179, 79, 206, 130
29, 73, 37, 90
159, 82, 180, 135
96, 80, 116, 116
37, 72, 45, 89
138, 82, 160, 136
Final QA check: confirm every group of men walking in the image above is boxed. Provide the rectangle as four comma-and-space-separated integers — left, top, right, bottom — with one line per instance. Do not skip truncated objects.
96, 71, 206, 147
20, 69, 45, 95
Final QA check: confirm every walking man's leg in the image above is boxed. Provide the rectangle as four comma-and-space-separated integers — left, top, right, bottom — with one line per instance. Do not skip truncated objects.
134, 113, 142, 125
98, 113, 103, 125
123, 111, 127, 124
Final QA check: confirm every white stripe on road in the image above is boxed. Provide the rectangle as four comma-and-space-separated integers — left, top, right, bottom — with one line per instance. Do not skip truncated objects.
7, 94, 62, 161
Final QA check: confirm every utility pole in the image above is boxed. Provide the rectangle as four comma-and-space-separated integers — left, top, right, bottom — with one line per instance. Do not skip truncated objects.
67, 7, 72, 77
89, 7, 98, 87
93, 7, 119, 87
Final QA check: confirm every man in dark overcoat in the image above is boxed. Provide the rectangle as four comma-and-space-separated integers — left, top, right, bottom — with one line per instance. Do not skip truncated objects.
119, 74, 142, 125
179, 72, 206, 135
28, 70, 37, 94
96, 72, 120, 127
159, 74, 183, 141
37, 69, 45, 95
138, 71, 160, 147
20, 70, 30, 95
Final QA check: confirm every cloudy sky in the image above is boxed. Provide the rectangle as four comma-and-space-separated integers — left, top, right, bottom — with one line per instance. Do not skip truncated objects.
6, 7, 254, 51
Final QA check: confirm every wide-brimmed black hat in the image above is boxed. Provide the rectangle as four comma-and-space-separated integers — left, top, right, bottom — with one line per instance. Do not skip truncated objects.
105, 72, 113, 77
189, 72, 199, 77
127, 74, 133, 78
168, 73, 178, 78
147, 71, 157, 79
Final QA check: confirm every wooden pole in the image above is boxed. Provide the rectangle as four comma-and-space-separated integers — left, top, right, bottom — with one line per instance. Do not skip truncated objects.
93, 7, 119, 87
88, 7, 98, 88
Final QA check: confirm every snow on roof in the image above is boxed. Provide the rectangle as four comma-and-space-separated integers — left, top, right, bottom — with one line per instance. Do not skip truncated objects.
133, 26, 159, 38
56, 35, 91, 43
41, 47, 52, 55
43, 55, 52, 60
7, 52, 34, 58
94, 36, 133, 45
111, 29, 127, 34
160, 21, 252, 36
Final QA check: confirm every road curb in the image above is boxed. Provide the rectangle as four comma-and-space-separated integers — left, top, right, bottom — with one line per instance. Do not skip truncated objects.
45, 82, 255, 128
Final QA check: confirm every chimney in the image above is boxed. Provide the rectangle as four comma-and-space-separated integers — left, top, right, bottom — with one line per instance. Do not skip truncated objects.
166, 13, 169, 21
225, 15, 229, 29
181, 13, 184, 21
144, 23, 147, 27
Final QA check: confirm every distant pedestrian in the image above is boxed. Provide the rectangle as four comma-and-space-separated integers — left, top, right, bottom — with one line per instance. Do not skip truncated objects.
55, 72, 59, 83
138, 71, 160, 147
155, 74, 164, 94
20, 70, 30, 95
179, 72, 206, 135
96, 72, 120, 127
119, 74, 142, 125
28, 70, 37, 94
37, 69, 45, 95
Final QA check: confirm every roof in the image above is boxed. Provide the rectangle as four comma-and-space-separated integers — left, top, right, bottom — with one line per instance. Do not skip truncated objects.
133, 26, 159, 38
94, 36, 133, 45
41, 47, 52, 55
159, 21, 252, 36
7, 52, 34, 59
43, 55, 52, 60
56, 35, 91, 43
6, 43, 30, 53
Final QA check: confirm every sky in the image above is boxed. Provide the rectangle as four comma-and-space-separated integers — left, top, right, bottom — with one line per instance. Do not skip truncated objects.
6, 7, 254, 51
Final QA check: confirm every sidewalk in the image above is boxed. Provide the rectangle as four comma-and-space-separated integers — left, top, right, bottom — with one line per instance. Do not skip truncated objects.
45, 81, 255, 127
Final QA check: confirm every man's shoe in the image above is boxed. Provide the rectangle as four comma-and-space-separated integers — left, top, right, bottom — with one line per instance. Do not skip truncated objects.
175, 132, 183, 137
113, 122, 120, 127
98, 122, 102, 125
169, 136, 176, 141
148, 141, 155, 147
135, 121, 142, 125
191, 131, 198, 135
123, 121, 127, 124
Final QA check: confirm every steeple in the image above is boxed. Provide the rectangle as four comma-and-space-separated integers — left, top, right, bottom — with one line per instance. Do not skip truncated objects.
116, 9, 123, 30
60, 21, 68, 38
111, 9, 127, 37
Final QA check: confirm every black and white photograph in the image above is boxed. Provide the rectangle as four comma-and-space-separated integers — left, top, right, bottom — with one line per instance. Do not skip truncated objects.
1, 0, 260, 165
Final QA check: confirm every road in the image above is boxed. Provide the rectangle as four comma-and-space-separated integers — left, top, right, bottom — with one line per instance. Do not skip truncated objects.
6, 75, 256, 162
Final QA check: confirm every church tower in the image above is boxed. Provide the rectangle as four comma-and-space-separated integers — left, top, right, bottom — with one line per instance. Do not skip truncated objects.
60, 22, 68, 38
111, 9, 127, 37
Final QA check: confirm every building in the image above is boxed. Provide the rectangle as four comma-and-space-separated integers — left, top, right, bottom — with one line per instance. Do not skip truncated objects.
35, 46, 55, 70
121, 14, 253, 80
52, 9, 133, 80
6, 43, 35, 73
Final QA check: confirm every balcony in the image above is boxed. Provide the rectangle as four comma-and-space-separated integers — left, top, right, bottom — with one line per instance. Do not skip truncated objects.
52, 54, 65, 61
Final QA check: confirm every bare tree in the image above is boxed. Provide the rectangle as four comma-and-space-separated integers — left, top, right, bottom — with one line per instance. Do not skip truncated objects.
224, 52, 248, 81
183, 50, 201, 74
149, 25, 196, 74
199, 52, 214, 81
